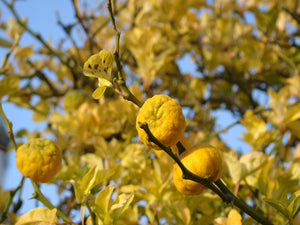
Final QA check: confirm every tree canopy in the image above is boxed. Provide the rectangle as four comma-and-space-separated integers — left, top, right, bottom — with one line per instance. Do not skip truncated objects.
0, 0, 300, 224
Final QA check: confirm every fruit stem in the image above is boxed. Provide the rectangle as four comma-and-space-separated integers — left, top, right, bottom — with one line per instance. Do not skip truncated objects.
31, 181, 72, 223
0, 101, 18, 151
215, 179, 273, 225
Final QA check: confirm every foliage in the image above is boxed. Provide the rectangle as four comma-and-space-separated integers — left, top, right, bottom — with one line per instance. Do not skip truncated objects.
0, 0, 300, 224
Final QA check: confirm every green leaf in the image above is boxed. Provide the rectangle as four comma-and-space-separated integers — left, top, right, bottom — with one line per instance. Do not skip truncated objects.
83, 49, 113, 79
14, 45, 34, 58
92, 86, 107, 99
31, 99, 50, 122
70, 180, 84, 204
287, 120, 300, 139
287, 190, 300, 218
240, 151, 268, 179
111, 193, 134, 222
80, 153, 104, 170
221, 151, 243, 183
264, 198, 290, 219
15, 207, 58, 225
0, 75, 19, 97
94, 185, 115, 221
80, 166, 100, 198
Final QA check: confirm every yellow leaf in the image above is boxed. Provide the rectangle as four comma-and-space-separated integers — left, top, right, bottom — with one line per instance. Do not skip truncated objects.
14, 45, 34, 58
83, 49, 113, 80
16, 207, 58, 225
92, 86, 107, 99
285, 74, 300, 97
287, 120, 300, 139
227, 209, 242, 225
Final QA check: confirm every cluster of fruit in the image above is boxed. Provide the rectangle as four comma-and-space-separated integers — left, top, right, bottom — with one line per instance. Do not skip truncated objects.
15, 94, 222, 196
136, 94, 223, 195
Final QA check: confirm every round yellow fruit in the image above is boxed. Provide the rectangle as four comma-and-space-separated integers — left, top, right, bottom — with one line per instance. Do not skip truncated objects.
173, 144, 222, 195
16, 138, 62, 183
136, 94, 186, 150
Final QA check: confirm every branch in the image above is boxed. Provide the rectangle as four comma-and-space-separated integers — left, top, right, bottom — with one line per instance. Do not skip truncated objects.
0, 102, 71, 223
0, 177, 24, 223
137, 122, 228, 202
0, 101, 18, 150
107, 0, 143, 107
138, 121, 274, 225
215, 180, 273, 225
1, 0, 78, 86
31, 181, 73, 223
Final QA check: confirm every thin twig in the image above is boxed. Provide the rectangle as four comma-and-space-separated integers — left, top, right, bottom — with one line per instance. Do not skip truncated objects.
1, 0, 78, 86
31, 181, 72, 222
0, 177, 24, 223
107, 0, 143, 107
0, 101, 18, 150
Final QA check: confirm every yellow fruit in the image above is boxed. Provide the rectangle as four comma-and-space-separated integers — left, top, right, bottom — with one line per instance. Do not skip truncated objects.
136, 94, 186, 150
173, 144, 222, 195
16, 138, 62, 183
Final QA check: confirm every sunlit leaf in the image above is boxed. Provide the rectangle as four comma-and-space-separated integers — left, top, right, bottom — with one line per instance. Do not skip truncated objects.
287, 190, 300, 218
264, 198, 290, 219
83, 49, 113, 79
92, 86, 106, 99
111, 193, 134, 221
221, 151, 243, 183
14, 45, 34, 58
94, 185, 115, 221
15, 207, 57, 225
31, 99, 50, 122
0, 75, 19, 97
227, 209, 242, 225
240, 151, 268, 178
80, 166, 100, 197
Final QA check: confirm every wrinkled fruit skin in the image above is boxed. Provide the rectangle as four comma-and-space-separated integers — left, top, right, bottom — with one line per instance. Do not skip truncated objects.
173, 144, 223, 195
16, 138, 62, 183
136, 94, 186, 150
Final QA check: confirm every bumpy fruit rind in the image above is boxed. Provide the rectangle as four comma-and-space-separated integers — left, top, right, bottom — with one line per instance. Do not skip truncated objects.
136, 94, 186, 150
173, 144, 222, 195
16, 138, 62, 183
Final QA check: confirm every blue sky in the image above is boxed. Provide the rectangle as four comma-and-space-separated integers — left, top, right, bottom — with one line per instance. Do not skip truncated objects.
0, 0, 257, 219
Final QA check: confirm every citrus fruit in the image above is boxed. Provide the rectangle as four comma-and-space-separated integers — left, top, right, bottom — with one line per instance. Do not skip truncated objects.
16, 138, 62, 183
173, 144, 222, 195
136, 94, 186, 150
